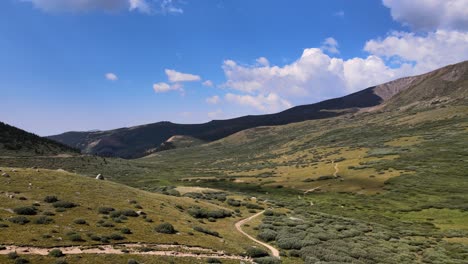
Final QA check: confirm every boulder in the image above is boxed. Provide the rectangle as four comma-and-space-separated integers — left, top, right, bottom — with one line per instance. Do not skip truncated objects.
1, 173, 9, 178
95, 174, 104, 180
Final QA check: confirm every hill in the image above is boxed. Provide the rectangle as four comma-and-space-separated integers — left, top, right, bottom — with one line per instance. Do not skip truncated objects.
48, 61, 468, 158
0, 167, 269, 263
0, 122, 79, 156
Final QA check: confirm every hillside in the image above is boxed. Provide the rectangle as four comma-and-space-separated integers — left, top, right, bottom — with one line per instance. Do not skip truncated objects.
0, 167, 270, 263
0, 122, 79, 157
48, 61, 468, 158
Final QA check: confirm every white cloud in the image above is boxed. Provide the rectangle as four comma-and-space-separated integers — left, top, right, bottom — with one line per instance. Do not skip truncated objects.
225, 93, 292, 113
152, 82, 184, 93
383, 0, 468, 31
105, 72, 118, 81
165, 69, 201, 83
20, 0, 184, 14
256, 57, 270, 67
321, 37, 340, 54
208, 109, 223, 119
202, 80, 214, 87
364, 30, 468, 73
206, 95, 220, 104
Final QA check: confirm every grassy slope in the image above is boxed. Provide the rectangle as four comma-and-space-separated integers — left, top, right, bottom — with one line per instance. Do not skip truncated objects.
0, 168, 261, 255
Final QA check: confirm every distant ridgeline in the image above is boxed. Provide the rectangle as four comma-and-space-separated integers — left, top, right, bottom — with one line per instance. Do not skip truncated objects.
0, 121, 79, 156
48, 61, 468, 159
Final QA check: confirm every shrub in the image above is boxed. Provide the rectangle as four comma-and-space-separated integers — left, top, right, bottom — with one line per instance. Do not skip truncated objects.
277, 237, 303, 250
188, 208, 232, 219
109, 233, 125, 240
8, 251, 19, 259
53, 201, 77, 209
55, 260, 67, 264
227, 199, 241, 207
43, 211, 55, 216
257, 229, 277, 242
121, 228, 132, 234
264, 210, 274, 216
98, 207, 115, 214
73, 219, 87, 225
13, 206, 37, 215
245, 203, 264, 210
206, 258, 222, 263
0, 223, 9, 228
9, 216, 30, 225
193, 226, 220, 237
155, 223, 176, 234
121, 210, 139, 217
253, 257, 281, 264
246, 247, 269, 258
48, 249, 64, 257
14, 258, 29, 264
35, 216, 53, 224
44, 196, 58, 203
68, 233, 84, 242
127, 259, 139, 264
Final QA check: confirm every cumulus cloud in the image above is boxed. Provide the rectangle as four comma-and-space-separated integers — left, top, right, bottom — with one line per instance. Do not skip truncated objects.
364, 30, 468, 73
20, 0, 183, 14
165, 69, 201, 83
225, 93, 292, 113
202, 80, 214, 87
256, 57, 270, 67
105, 72, 118, 81
152, 82, 184, 93
206, 95, 220, 104
383, 0, 468, 31
321, 37, 340, 54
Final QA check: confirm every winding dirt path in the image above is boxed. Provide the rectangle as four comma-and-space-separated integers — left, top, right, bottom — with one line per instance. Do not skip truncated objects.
235, 210, 280, 258
0, 243, 253, 262
304, 161, 339, 194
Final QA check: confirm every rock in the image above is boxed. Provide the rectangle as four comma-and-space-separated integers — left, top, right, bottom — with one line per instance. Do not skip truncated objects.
136, 211, 146, 216
95, 174, 104, 180
11, 169, 17, 172
2, 173, 9, 178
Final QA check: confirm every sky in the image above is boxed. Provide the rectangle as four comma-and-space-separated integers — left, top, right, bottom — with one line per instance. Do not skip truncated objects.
1, 0, 467, 136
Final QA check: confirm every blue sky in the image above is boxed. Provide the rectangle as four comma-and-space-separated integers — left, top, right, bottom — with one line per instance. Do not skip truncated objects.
1, 0, 467, 135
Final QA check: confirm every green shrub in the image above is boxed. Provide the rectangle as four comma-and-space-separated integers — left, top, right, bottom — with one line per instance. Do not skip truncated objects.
155, 223, 176, 234
55, 260, 67, 264
121, 228, 132, 234
73, 219, 87, 225
193, 226, 220, 237
98, 207, 115, 214
227, 199, 241, 207
121, 210, 139, 217
258, 229, 277, 242
53, 201, 77, 208
206, 258, 222, 263
127, 259, 139, 264
68, 233, 84, 242
245, 203, 264, 210
35, 216, 53, 224
9, 216, 30, 225
109, 233, 125, 240
14, 258, 29, 264
8, 251, 19, 259
44, 196, 58, 203
13, 206, 37, 215
246, 247, 269, 258
0, 223, 9, 228
48, 249, 64, 257
253, 257, 281, 264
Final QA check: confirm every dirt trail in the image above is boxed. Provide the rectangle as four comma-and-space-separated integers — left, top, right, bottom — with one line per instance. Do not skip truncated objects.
0, 243, 253, 262
235, 210, 280, 258
304, 161, 339, 194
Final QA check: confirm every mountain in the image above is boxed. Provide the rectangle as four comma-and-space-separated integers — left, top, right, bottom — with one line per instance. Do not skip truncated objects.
0, 122, 79, 156
48, 61, 468, 158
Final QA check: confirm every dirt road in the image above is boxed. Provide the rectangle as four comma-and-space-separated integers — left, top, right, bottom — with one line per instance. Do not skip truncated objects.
235, 210, 280, 258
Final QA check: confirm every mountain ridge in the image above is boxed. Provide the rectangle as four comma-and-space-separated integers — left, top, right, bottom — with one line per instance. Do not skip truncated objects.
48, 61, 468, 158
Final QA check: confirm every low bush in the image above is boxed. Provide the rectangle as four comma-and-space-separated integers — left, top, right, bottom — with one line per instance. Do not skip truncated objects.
245, 203, 264, 210
48, 249, 64, 257
109, 233, 125, 240
193, 226, 220, 237
121, 227, 132, 234
53, 201, 77, 209
13, 206, 37, 215
121, 210, 139, 217
98, 207, 115, 214
206, 258, 222, 263
226, 199, 241, 207
68, 233, 84, 242
14, 258, 29, 264
246, 247, 269, 258
9, 216, 30, 225
127, 259, 139, 264
34, 216, 53, 224
258, 229, 277, 242
73, 219, 87, 225
253, 257, 281, 264
44, 196, 58, 203
155, 223, 176, 234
